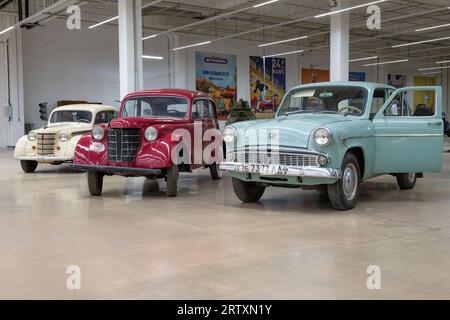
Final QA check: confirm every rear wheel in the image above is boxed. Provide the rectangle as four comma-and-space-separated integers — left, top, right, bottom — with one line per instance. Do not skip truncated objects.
20, 160, 38, 173
87, 171, 104, 196
166, 165, 179, 197
209, 163, 222, 180
396, 173, 416, 190
327, 153, 361, 210
232, 178, 266, 203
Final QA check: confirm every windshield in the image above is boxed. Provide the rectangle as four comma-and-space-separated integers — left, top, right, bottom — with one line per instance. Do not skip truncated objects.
49, 110, 93, 124
122, 96, 189, 118
277, 86, 368, 117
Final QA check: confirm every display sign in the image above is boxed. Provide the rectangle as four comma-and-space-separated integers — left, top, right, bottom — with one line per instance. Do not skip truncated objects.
195, 52, 237, 120
349, 71, 366, 82
249, 56, 286, 118
301, 68, 329, 84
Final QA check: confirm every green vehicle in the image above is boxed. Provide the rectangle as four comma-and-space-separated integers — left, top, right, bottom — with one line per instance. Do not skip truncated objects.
220, 82, 444, 210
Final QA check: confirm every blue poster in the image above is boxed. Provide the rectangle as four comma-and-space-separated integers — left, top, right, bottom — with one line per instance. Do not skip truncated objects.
349, 71, 366, 82
195, 52, 237, 119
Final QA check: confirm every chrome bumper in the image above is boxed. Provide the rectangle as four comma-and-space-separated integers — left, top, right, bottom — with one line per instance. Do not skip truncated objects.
16, 156, 72, 162
219, 162, 342, 179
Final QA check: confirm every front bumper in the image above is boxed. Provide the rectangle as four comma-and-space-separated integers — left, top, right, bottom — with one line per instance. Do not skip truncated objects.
71, 164, 164, 176
219, 162, 342, 179
16, 156, 72, 162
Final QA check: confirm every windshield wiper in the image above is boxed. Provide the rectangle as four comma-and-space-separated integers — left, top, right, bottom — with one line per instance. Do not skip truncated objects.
313, 110, 340, 114
285, 110, 309, 116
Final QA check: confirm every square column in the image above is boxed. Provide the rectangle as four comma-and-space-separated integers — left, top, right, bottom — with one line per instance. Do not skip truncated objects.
330, 0, 349, 82
119, 0, 143, 99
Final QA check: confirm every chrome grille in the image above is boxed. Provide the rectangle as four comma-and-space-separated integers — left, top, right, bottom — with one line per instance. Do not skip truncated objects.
36, 133, 56, 155
107, 128, 141, 162
235, 150, 320, 167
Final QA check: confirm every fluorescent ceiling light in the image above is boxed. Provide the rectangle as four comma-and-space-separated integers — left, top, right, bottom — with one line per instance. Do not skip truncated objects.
349, 56, 378, 62
88, 16, 118, 29
392, 36, 450, 48
143, 55, 163, 60
422, 71, 442, 75
0, 26, 14, 36
436, 60, 450, 64
172, 41, 211, 51
263, 49, 304, 58
258, 35, 308, 47
418, 65, 450, 71
315, 0, 386, 18
363, 59, 409, 67
415, 23, 450, 32
253, 0, 279, 8
142, 34, 158, 41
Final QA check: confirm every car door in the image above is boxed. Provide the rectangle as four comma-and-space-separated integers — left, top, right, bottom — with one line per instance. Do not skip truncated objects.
372, 86, 443, 174
191, 99, 209, 168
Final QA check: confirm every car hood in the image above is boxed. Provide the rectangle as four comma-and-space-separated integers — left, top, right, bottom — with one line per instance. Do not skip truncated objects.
235, 113, 351, 148
34, 123, 93, 135
110, 117, 188, 128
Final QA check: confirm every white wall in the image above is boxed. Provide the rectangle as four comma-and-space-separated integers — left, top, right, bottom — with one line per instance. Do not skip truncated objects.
0, 13, 24, 147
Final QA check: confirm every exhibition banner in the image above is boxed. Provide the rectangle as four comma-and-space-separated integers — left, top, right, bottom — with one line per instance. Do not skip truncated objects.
195, 52, 237, 120
302, 69, 366, 83
250, 56, 286, 117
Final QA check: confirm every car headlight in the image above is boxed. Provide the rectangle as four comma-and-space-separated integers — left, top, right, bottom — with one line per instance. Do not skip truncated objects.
223, 126, 237, 143
314, 127, 332, 147
59, 132, 68, 142
92, 126, 105, 140
28, 131, 37, 142
144, 127, 158, 141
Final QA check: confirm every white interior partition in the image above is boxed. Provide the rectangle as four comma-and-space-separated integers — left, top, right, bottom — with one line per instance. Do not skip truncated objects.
330, 0, 350, 82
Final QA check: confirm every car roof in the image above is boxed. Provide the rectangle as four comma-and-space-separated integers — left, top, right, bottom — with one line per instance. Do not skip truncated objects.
124, 89, 211, 100
51, 104, 116, 113
290, 81, 395, 91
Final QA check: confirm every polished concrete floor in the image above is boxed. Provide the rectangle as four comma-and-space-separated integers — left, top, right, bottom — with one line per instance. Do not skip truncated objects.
0, 148, 450, 299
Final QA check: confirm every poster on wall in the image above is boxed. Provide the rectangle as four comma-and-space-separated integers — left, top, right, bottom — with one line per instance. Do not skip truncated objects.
301, 68, 329, 84
388, 74, 407, 88
249, 56, 286, 118
349, 71, 366, 82
195, 52, 237, 120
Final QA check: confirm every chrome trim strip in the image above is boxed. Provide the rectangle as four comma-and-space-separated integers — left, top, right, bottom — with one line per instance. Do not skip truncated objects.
219, 162, 341, 179
16, 156, 72, 162
375, 134, 443, 137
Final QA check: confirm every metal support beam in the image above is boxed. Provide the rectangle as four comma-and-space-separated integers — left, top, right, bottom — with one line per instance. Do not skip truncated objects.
119, 0, 143, 99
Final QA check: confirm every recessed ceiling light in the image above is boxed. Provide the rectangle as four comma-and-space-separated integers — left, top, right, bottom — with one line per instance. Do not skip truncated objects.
263, 49, 304, 58
436, 60, 450, 64
314, 0, 386, 18
415, 23, 450, 32
88, 16, 118, 29
349, 56, 378, 62
418, 65, 450, 71
363, 59, 409, 67
392, 36, 450, 48
143, 55, 164, 60
0, 26, 14, 36
258, 36, 308, 48
253, 0, 279, 8
142, 34, 158, 41
172, 41, 212, 51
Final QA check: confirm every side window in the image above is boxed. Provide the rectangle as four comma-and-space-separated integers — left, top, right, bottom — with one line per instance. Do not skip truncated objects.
370, 89, 388, 117
108, 111, 116, 121
192, 100, 209, 118
208, 100, 216, 119
411, 90, 436, 117
384, 92, 411, 117
95, 111, 110, 124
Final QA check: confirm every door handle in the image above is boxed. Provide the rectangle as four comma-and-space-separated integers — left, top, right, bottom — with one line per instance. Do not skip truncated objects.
428, 121, 442, 126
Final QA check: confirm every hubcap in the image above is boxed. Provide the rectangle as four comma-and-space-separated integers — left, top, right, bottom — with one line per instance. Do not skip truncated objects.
343, 163, 358, 200
407, 173, 415, 183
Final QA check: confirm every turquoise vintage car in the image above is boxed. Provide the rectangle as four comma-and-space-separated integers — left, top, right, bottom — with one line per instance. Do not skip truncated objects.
220, 82, 444, 210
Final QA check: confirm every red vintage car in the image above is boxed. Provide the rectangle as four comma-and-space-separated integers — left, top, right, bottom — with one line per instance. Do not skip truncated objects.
72, 89, 223, 197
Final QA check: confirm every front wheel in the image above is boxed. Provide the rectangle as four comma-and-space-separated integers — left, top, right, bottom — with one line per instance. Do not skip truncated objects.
209, 163, 222, 180
166, 165, 179, 197
232, 178, 266, 203
396, 173, 416, 190
327, 153, 361, 210
87, 171, 104, 196
20, 160, 38, 173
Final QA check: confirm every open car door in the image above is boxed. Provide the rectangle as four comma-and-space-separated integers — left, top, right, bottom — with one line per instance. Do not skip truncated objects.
372, 86, 443, 174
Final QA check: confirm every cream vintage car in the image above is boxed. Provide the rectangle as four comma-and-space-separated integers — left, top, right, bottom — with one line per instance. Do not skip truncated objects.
15, 104, 116, 173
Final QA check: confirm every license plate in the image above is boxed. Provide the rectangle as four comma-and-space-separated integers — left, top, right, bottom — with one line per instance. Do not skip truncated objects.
236, 164, 288, 175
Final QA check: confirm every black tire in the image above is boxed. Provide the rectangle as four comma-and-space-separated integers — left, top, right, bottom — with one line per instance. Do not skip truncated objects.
327, 153, 361, 210
209, 163, 222, 180
20, 160, 38, 173
166, 165, 179, 197
396, 173, 416, 190
232, 178, 266, 203
87, 171, 104, 196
